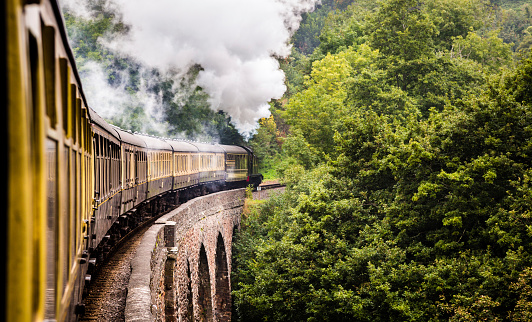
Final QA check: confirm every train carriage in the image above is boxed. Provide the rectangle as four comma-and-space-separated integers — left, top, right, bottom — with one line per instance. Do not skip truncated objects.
137, 134, 174, 200
88, 108, 122, 251
4, 0, 262, 320
166, 140, 200, 190
5, 0, 98, 319
241, 145, 263, 187
190, 142, 226, 187
112, 126, 148, 213
220, 144, 249, 185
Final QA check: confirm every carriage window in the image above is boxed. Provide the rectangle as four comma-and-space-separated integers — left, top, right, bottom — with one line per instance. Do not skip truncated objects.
76, 98, 82, 145
45, 139, 57, 319
42, 24, 57, 127
70, 84, 77, 141
130, 150, 135, 182
165, 153, 168, 176
71, 149, 78, 268
62, 145, 71, 298
59, 58, 70, 135
94, 137, 100, 199
151, 152, 155, 179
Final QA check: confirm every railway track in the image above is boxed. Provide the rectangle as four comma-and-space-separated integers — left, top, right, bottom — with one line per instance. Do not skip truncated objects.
79, 223, 151, 321
257, 183, 284, 190
79, 204, 174, 321
78, 185, 280, 321
254, 182, 285, 200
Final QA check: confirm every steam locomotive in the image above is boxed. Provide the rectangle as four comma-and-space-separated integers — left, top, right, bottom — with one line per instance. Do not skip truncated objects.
3, 0, 261, 320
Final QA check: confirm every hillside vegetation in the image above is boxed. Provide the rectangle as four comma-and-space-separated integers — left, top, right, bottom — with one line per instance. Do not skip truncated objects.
235, 0, 532, 320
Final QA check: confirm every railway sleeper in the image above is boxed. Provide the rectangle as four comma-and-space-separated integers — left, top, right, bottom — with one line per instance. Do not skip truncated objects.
88, 258, 97, 274
120, 226, 130, 237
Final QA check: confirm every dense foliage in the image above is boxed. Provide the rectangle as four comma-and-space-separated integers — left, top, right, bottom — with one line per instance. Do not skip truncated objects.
235, 0, 532, 320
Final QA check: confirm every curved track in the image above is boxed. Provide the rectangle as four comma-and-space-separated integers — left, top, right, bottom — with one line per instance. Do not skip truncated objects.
80, 224, 151, 321
253, 183, 286, 200
78, 185, 281, 321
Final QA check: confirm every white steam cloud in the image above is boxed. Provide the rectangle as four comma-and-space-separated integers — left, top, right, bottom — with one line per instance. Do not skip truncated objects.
63, 0, 318, 134
110, 0, 317, 133
78, 61, 170, 136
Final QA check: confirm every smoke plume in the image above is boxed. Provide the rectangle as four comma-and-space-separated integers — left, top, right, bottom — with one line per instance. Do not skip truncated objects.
109, 0, 317, 133
62, 0, 318, 134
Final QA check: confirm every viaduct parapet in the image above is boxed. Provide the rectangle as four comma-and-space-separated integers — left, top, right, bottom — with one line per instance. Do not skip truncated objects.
125, 188, 246, 321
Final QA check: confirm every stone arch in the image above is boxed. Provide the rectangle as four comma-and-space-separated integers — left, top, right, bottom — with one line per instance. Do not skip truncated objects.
197, 244, 213, 321
215, 233, 230, 320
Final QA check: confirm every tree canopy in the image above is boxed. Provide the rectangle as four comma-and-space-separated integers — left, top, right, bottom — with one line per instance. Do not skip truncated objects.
236, 0, 532, 320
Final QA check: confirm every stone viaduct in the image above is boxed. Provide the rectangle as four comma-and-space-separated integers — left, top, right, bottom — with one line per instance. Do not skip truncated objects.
125, 188, 246, 321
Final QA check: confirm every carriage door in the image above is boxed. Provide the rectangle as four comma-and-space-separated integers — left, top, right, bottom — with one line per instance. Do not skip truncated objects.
132, 150, 138, 204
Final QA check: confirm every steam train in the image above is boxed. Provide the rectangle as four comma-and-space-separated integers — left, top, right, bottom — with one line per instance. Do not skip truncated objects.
3, 0, 261, 321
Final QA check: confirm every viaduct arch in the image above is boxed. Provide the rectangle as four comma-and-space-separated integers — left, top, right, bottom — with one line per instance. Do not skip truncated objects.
125, 188, 245, 321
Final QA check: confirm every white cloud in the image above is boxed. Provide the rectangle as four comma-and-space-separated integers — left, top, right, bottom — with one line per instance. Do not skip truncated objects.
109, 0, 318, 132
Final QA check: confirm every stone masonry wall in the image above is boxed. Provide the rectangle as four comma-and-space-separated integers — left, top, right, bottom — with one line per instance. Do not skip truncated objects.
125, 189, 245, 322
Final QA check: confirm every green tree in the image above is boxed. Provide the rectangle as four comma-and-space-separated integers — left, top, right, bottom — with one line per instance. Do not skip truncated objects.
516, 26, 532, 52
426, 0, 490, 51
282, 49, 355, 161
363, 0, 488, 113
316, 3, 367, 55
248, 115, 283, 176
452, 30, 514, 72
233, 49, 532, 322
367, 0, 436, 62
